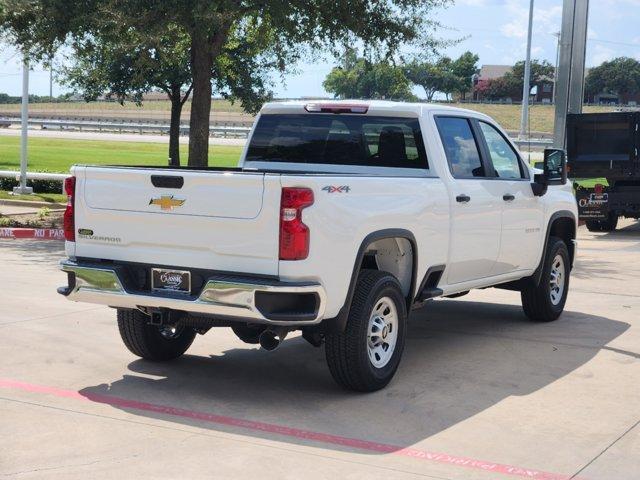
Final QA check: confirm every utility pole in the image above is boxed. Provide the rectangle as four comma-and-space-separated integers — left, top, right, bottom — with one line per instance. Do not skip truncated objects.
13, 57, 33, 195
519, 0, 535, 139
552, 32, 561, 105
553, 0, 589, 148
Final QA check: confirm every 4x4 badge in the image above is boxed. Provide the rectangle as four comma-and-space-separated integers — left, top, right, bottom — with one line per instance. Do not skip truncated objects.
322, 185, 350, 193
149, 195, 185, 211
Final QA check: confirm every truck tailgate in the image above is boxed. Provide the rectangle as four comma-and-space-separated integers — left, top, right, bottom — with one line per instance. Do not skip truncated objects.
72, 166, 281, 276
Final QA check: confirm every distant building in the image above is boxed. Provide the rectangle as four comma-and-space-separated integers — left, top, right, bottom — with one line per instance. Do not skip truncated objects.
471, 64, 554, 103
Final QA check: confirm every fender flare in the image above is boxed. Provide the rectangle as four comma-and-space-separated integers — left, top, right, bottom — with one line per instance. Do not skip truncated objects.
323, 229, 418, 333
532, 210, 577, 286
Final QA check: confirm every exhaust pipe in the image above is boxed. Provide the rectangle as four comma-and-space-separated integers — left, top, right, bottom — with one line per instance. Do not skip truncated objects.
259, 328, 288, 351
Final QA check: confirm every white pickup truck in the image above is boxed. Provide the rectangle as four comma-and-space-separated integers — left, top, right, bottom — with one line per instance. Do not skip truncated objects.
58, 100, 577, 391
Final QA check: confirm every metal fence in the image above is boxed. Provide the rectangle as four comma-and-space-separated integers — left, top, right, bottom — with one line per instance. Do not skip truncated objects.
0, 116, 251, 138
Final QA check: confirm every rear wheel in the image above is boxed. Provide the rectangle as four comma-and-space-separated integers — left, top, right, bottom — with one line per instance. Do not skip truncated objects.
117, 309, 196, 361
325, 270, 407, 392
520, 237, 570, 322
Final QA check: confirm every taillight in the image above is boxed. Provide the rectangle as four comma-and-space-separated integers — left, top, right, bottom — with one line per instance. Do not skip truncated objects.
594, 183, 604, 195
63, 176, 75, 241
279, 187, 314, 260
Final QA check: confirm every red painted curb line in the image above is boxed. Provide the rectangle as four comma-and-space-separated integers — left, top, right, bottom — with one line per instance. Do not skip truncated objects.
0, 228, 64, 240
0, 378, 578, 480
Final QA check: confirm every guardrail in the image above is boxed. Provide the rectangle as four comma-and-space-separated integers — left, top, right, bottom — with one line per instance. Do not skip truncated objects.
512, 138, 554, 148
0, 170, 69, 196
0, 170, 69, 181
0, 116, 252, 138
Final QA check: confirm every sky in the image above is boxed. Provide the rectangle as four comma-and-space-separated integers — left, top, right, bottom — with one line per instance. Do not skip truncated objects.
1, 0, 640, 99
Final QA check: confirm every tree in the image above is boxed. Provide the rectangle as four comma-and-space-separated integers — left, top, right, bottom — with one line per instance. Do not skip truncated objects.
478, 76, 520, 101
503, 59, 555, 96
404, 51, 478, 101
473, 59, 554, 101
1, 0, 449, 167
63, 27, 192, 166
323, 49, 416, 101
585, 57, 640, 102
405, 58, 453, 101
450, 51, 479, 100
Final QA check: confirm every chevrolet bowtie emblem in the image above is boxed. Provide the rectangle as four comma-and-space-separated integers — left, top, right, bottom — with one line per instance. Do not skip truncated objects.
149, 195, 185, 211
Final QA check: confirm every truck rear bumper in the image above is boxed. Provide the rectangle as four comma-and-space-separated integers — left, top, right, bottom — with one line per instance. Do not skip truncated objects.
58, 260, 326, 326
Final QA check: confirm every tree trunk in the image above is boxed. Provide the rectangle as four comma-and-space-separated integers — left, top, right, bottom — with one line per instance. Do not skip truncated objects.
168, 87, 183, 167
188, 35, 214, 167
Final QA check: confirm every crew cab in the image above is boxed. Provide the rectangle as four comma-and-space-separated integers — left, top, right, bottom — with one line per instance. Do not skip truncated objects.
58, 100, 578, 391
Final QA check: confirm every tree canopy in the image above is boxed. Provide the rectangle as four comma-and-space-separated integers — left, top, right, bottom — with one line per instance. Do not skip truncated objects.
323, 50, 416, 101
63, 27, 193, 165
585, 57, 640, 101
404, 51, 478, 101
1, 0, 451, 166
476, 59, 554, 101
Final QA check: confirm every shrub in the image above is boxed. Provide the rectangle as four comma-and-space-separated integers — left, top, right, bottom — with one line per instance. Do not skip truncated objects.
0, 173, 63, 194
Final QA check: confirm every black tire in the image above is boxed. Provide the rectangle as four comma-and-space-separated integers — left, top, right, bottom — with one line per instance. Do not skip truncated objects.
117, 309, 196, 361
585, 220, 602, 232
521, 236, 570, 322
325, 270, 407, 392
586, 213, 618, 232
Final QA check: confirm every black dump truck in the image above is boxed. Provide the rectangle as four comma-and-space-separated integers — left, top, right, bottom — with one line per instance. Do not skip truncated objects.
567, 112, 640, 232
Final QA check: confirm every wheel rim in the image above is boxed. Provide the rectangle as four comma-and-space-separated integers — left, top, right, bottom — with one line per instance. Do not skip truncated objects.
549, 254, 566, 306
367, 297, 398, 368
158, 324, 183, 339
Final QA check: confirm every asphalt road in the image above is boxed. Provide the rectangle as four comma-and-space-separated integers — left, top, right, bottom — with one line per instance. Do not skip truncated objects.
1, 221, 639, 480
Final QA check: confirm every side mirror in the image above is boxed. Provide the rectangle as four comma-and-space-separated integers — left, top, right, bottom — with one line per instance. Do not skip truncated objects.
532, 148, 567, 196
543, 148, 567, 185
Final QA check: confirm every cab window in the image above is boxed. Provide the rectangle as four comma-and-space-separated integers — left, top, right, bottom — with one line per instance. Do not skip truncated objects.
478, 122, 525, 179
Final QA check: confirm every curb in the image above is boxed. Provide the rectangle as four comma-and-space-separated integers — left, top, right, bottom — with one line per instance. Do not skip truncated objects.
0, 228, 65, 240
0, 199, 66, 210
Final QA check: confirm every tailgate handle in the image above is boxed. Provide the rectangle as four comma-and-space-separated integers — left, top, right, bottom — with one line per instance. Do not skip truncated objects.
151, 175, 184, 189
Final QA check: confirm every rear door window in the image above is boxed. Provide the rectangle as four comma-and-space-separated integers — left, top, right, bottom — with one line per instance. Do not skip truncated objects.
245, 114, 428, 169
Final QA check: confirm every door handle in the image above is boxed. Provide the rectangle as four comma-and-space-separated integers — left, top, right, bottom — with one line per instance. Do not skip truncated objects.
503, 194, 515, 202
456, 194, 471, 203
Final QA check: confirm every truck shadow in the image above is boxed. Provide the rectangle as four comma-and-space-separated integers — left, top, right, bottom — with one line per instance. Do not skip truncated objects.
78, 299, 629, 455
588, 219, 640, 240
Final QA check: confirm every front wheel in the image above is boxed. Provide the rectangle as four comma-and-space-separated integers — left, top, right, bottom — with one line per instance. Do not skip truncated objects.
325, 270, 407, 392
520, 237, 570, 322
117, 309, 196, 361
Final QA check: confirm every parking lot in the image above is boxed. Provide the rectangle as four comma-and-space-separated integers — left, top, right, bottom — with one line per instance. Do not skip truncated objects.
1, 220, 639, 480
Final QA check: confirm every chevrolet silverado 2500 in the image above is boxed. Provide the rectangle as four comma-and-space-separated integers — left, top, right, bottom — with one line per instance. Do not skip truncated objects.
58, 100, 577, 391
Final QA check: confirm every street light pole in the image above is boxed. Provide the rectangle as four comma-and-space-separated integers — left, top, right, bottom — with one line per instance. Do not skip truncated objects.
519, 0, 535, 139
13, 56, 33, 195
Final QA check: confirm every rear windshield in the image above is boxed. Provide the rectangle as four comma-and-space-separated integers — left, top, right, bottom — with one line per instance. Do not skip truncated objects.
245, 114, 428, 169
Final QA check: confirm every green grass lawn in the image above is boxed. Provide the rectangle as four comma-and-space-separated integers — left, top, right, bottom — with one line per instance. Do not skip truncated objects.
0, 136, 243, 173
573, 178, 608, 188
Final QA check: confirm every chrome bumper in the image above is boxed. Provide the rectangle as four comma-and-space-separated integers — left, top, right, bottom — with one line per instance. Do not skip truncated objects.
59, 260, 326, 325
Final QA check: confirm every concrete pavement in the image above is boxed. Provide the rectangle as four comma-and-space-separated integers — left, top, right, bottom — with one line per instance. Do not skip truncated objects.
1, 221, 639, 479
